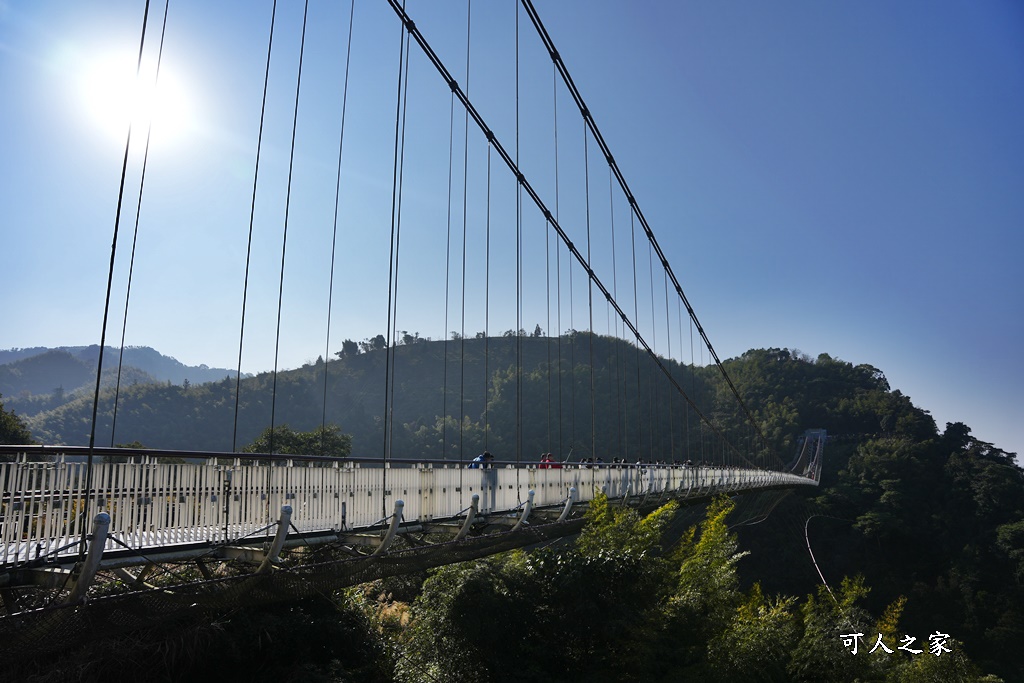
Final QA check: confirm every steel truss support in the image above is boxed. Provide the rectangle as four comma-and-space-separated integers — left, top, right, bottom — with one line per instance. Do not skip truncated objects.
257, 505, 293, 574
511, 490, 535, 532
65, 512, 110, 605
454, 494, 480, 541
372, 500, 405, 557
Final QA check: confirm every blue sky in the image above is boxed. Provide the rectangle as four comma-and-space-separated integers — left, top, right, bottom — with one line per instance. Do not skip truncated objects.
1, 1, 1021, 457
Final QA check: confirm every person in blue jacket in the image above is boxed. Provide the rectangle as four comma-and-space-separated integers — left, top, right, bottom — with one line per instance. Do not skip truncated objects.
468, 451, 494, 469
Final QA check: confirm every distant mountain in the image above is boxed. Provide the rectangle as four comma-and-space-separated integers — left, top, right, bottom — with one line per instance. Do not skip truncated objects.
0, 349, 95, 397
0, 346, 240, 388
0, 347, 56, 364
0, 346, 245, 418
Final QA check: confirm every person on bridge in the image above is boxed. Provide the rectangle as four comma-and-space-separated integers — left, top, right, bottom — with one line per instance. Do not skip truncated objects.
540, 452, 563, 469
469, 451, 494, 469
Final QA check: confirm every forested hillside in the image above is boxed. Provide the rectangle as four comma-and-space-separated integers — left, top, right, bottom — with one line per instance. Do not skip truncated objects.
8, 339, 1021, 681
21, 336, 931, 462
26, 333, 735, 458
725, 352, 1023, 682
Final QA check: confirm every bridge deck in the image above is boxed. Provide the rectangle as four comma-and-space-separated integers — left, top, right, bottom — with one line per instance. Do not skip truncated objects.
1, 450, 816, 570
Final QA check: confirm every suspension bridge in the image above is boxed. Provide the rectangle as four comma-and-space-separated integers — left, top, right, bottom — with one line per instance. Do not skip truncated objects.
2, 0, 824, 648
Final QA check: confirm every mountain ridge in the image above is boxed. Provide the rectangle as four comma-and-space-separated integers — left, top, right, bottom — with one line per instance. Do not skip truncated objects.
0, 345, 246, 419
0, 345, 243, 386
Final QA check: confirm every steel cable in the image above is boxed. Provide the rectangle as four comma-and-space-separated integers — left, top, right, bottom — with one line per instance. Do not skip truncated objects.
84, 0, 153, 559
320, 0, 357, 454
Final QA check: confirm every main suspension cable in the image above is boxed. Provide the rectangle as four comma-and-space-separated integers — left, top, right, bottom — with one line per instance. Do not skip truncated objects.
519, 0, 775, 465
385, 0, 755, 467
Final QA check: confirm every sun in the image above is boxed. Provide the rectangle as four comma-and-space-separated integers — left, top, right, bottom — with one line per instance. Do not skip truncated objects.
80, 51, 192, 145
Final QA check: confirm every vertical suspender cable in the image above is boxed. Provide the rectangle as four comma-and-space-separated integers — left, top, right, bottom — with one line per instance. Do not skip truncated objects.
382, 2, 410, 514
386, 31, 412, 460
84, 0, 152, 557
441, 82, 456, 461
543, 64, 553, 456
647, 241, 656, 461
321, 0, 356, 453
388, 0, 758, 468
269, 0, 310, 455
458, 0, 472, 491
233, 0, 278, 453
460, 0, 471, 459
111, 0, 170, 447
519, 0, 777, 468
583, 123, 596, 461
484, 145, 491, 449
515, 0, 523, 470
544, 179, 552, 453
569, 243, 575, 456
689, 312, 696, 461
604, 294, 613, 459
629, 211, 642, 461
664, 269, 675, 462
609, 168, 623, 462
678, 297, 688, 460
700, 332, 706, 463
552, 62, 563, 461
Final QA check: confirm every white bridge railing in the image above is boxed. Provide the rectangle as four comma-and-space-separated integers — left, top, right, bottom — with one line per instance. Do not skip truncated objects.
1, 448, 817, 568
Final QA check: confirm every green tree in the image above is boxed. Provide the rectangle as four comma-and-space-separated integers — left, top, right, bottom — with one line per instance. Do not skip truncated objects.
243, 423, 352, 457
671, 499, 746, 629
0, 393, 34, 454
362, 334, 387, 353
336, 338, 359, 358
891, 640, 994, 683
395, 496, 682, 682
787, 577, 874, 683
707, 583, 799, 682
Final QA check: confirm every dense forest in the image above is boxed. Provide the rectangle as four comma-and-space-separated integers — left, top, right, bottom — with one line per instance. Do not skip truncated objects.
1, 340, 1021, 681
20, 333, 729, 460
14, 334, 893, 466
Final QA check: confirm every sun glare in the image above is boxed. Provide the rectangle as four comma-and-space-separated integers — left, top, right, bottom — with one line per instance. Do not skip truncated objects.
80, 52, 191, 145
